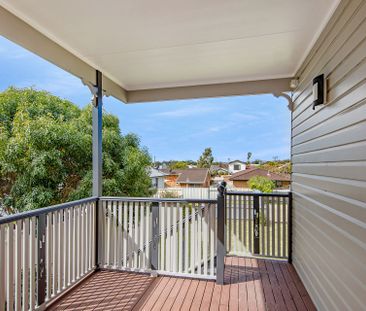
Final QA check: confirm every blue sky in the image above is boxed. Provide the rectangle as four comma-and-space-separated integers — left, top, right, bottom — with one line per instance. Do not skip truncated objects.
0, 36, 290, 162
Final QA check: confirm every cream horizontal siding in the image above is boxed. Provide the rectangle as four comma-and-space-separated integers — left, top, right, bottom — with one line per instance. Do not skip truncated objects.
291, 0, 366, 310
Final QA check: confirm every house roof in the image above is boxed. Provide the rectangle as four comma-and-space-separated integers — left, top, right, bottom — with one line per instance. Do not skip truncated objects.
228, 160, 246, 165
149, 167, 168, 178
0, 1, 339, 103
229, 167, 290, 182
161, 168, 210, 184
210, 165, 229, 172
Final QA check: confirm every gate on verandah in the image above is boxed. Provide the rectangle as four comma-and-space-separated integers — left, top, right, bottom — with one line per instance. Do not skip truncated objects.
224, 191, 291, 260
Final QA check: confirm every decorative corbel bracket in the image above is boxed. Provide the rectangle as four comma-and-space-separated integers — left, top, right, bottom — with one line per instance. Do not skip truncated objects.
81, 78, 101, 107
272, 92, 294, 111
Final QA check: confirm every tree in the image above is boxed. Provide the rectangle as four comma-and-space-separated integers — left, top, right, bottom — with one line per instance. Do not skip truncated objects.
169, 161, 188, 170
248, 176, 275, 193
246, 152, 252, 165
197, 148, 214, 168
0, 87, 152, 213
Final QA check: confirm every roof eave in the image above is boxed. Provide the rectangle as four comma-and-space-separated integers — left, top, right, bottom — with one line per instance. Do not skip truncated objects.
0, 5, 294, 104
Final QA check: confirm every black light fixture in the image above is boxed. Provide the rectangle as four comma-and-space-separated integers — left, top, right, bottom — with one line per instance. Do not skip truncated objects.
312, 74, 326, 110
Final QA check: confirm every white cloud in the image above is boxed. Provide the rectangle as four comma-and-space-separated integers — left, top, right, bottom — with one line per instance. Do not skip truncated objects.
17, 69, 90, 101
152, 105, 221, 118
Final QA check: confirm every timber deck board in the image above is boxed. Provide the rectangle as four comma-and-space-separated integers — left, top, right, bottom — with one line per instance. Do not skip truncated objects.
48, 257, 316, 311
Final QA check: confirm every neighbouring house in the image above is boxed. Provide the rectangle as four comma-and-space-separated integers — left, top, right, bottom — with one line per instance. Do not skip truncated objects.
161, 168, 211, 188
229, 167, 290, 189
228, 160, 246, 174
148, 167, 167, 189
210, 165, 229, 175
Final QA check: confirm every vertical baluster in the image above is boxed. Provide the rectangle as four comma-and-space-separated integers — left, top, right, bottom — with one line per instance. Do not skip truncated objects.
46, 214, 52, 300
160, 202, 165, 271
101, 200, 107, 267
70, 206, 77, 283
29, 217, 36, 310
259, 197, 263, 255
172, 203, 177, 273
81, 205, 85, 274
52, 212, 57, 294
0, 225, 5, 311
86, 203, 90, 270
248, 195, 252, 253
265, 197, 269, 256
14, 221, 21, 310
64, 208, 69, 287
134, 202, 139, 269
58, 211, 63, 293
184, 205, 189, 273
190, 205, 195, 274
282, 197, 287, 258
279, 197, 283, 258
242, 195, 246, 254
166, 203, 171, 271
178, 203, 183, 273
116, 201, 121, 268
7, 223, 14, 311
77, 206, 82, 279
197, 204, 202, 275
91, 202, 95, 268
227, 195, 231, 253
233, 195, 237, 254
139, 202, 144, 269
83, 204, 88, 273
69, 208, 74, 284
123, 202, 127, 267
113, 201, 117, 268
210, 203, 215, 275
74, 206, 80, 280
73, 207, 77, 282
239, 195, 243, 253
106, 201, 111, 267
272, 197, 275, 257
203, 205, 208, 276
128, 202, 133, 268
22, 219, 29, 311
145, 202, 150, 269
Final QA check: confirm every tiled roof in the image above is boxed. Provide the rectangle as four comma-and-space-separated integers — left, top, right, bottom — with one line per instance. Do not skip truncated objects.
161, 168, 210, 184
229, 167, 290, 181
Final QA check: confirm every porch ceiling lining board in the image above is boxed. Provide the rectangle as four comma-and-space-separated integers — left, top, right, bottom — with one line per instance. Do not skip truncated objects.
0, 0, 340, 103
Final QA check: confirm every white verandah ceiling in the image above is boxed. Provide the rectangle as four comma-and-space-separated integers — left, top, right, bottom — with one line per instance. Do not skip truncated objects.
0, 0, 339, 103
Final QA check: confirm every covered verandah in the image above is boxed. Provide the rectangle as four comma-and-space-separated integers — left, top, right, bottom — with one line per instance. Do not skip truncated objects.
1, 1, 357, 311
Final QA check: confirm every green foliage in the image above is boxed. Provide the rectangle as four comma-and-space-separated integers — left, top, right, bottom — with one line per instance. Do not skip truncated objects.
246, 152, 252, 165
0, 87, 152, 213
248, 176, 275, 193
169, 161, 188, 170
159, 190, 181, 198
259, 160, 291, 175
197, 147, 214, 168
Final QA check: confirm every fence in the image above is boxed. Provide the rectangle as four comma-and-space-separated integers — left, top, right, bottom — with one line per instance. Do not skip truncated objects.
99, 197, 217, 279
0, 197, 97, 311
154, 186, 289, 200
154, 186, 250, 200
0, 188, 291, 309
225, 191, 291, 259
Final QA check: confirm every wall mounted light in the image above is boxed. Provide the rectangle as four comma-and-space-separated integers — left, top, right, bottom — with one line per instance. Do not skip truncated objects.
312, 74, 326, 110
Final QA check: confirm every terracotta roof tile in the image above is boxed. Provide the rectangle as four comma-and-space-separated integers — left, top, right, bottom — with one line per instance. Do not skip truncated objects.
229, 167, 290, 181
161, 168, 210, 184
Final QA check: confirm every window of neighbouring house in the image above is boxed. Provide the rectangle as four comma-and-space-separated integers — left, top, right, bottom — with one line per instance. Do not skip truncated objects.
234, 164, 240, 170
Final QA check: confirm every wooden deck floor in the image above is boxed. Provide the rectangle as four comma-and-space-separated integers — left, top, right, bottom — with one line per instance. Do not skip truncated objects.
48, 257, 316, 311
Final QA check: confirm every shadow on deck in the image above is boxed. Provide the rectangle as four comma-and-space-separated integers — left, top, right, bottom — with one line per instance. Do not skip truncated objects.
48, 257, 315, 311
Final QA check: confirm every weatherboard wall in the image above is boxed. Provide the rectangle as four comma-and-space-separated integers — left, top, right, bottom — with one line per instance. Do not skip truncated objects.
291, 0, 366, 310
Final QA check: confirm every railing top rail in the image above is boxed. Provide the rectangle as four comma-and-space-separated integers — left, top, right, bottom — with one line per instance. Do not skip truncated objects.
225, 191, 291, 197
0, 196, 98, 225
100, 196, 217, 204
